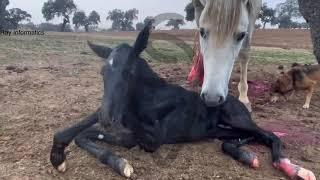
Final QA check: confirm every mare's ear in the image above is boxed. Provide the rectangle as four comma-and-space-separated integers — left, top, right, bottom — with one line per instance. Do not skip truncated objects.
87, 41, 112, 59
133, 21, 153, 57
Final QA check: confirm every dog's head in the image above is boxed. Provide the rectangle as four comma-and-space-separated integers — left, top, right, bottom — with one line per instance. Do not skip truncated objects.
271, 63, 304, 96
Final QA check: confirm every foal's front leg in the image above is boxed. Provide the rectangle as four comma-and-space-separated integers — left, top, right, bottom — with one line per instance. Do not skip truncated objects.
74, 127, 137, 178
50, 110, 99, 172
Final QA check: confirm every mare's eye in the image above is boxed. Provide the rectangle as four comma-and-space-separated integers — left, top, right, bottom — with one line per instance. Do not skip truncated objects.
235, 32, 246, 42
200, 28, 208, 39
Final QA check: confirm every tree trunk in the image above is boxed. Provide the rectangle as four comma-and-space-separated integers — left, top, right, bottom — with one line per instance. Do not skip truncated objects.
298, 0, 320, 64
263, 22, 267, 29
85, 25, 89, 32
61, 16, 70, 32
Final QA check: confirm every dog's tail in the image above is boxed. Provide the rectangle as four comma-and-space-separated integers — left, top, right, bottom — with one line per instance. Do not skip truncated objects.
87, 41, 112, 59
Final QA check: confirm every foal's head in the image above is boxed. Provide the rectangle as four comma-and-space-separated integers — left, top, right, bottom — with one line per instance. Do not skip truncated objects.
194, 0, 261, 106
88, 23, 151, 121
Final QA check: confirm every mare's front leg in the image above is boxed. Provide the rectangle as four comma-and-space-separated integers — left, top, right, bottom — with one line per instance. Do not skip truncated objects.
50, 110, 99, 172
238, 38, 251, 111
74, 126, 137, 178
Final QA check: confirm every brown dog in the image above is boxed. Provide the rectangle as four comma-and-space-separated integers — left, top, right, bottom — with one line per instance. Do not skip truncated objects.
271, 63, 320, 109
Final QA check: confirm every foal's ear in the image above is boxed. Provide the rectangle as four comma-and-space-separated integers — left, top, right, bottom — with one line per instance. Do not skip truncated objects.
133, 22, 153, 56
87, 41, 112, 59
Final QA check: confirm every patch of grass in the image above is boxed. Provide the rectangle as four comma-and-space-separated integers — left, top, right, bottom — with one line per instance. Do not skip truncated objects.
251, 48, 315, 65
0, 32, 317, 66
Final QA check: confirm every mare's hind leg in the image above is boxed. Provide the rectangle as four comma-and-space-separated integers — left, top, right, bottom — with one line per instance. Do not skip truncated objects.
50, 110, 99, 172
74, 127, 137, 178
238, 39, 251, 111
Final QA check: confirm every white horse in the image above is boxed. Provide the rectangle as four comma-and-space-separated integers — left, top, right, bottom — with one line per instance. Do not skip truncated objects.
193, 0, 262, 110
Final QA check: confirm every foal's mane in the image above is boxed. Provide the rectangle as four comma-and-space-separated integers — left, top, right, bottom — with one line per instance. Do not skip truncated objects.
201, 0, 260, 46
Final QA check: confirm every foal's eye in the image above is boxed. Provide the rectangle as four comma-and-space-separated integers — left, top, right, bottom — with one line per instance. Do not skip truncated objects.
235, 32, 247, 42
200, 28, 208, 39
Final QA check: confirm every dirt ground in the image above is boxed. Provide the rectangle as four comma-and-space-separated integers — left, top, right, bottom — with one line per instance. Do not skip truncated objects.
93, 29, 313, 50
0, 30, 320, 180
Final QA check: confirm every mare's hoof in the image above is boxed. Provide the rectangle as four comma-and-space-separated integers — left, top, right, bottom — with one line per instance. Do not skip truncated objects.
303, 104, 310, 109
118, 158, 134, 178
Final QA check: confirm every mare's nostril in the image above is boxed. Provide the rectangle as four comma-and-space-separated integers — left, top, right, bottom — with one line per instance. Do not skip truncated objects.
218, 96, 224, 104
200, 93, 206, 101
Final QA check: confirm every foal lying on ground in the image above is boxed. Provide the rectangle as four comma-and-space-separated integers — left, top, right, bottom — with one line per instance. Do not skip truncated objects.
50, 24, 315, 180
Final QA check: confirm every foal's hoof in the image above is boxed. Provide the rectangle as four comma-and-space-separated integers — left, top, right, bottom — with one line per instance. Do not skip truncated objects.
274, 158, 316, 180
57, 161, 67, 173
296, 167, 316, 180
118, 158, 134, 178
50, 144, 67, 173
239, 151, 259, 169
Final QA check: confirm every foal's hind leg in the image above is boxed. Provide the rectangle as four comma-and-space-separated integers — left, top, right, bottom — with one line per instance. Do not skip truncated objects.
222, 119, 315, 180
238, 40, 251, 111
74, 127, 137, 178
213, 128, 259, 168
222, 139, 260, 169
254, 128, 316, 180
50, 110, 99, 172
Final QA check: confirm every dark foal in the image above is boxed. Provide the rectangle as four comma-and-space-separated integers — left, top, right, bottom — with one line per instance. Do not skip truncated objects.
50, 24, 315, 180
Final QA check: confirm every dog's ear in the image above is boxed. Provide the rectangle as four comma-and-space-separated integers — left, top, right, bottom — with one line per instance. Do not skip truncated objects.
88, 41, 112, 59
277, 65, 285, 75
133, 21, 153, 57
291, 68, 305, 82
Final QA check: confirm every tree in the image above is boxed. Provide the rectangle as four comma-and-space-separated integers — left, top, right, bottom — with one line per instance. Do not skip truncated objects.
0, 0, 31, 30
73, 10, 100, 32
107, 9, 124, 31
87, 10, 100, 31
42, 0, 77, 32
73, 11, 86, 30
6, 8, 31, 29
107, 8, 139, 31
166, 19, 185, 30
259, 3, 276, 29
136, 22, 144, 31
20, 22, 37, 30
184, 1, 194, 22
255, 24, 262, 29
277, 15, 293, 28
121, 8, 138, 31
276, 0, 301, 17
298, 0, 320, 64
0, 0, 9, 29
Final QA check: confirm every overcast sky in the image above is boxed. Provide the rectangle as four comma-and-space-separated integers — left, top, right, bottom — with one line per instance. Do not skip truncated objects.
8, 0, 283, 29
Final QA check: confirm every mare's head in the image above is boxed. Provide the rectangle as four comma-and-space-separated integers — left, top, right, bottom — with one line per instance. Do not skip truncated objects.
194, 0, 261, 106
88, 23, 152, 121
